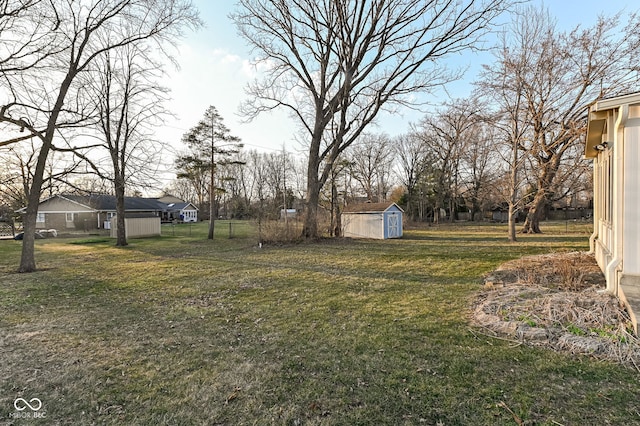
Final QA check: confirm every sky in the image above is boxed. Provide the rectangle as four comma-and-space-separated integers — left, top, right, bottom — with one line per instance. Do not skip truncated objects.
159, 0, 637, 160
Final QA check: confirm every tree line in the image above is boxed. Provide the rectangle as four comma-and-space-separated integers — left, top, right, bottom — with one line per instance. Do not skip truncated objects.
2, 1, 640, 272
167, 101, 591, 236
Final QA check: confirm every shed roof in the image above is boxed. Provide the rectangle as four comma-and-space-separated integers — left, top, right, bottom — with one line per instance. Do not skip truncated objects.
343, 202, 404, 213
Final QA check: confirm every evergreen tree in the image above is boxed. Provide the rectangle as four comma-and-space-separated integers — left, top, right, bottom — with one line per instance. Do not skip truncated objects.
177, 106, 242, 240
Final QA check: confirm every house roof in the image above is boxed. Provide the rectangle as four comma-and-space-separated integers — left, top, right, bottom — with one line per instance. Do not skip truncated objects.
343, 202, 404, 213
17, 194, 197, 215
165, 202, 199, 211
60, 194, 165, 211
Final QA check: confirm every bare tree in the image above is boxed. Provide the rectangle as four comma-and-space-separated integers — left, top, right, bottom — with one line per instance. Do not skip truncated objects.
163, 178, 199, 207
0, 141, 80, 213
0, 0, 60, 77
247, 150, 270, 242
483, 6, 640, 234
347, 133, 395, 202
217, 151, 252, 219
413, 99, 480, 223
175, 153, 209, 210
0, 0, 199, 271
232, 0, 514, 238
477, 53, 530, 240
394, 133, 433, 221
458, 121, 500, 221
70, 44, 169, 246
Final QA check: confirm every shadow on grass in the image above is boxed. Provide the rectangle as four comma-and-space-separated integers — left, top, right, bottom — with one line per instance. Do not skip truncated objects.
5, 221, 637, 425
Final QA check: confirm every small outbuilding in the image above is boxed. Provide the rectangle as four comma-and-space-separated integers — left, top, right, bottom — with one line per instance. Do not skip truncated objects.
342, 202, 403, 239
110, 214, 161, 239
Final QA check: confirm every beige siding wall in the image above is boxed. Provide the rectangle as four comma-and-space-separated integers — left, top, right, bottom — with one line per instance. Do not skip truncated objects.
110, 216, 161, 238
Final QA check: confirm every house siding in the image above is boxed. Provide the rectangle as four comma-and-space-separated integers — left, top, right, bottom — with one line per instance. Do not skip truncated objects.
25, 194, 195, 234
37, 197, 94, 213
73, 212, 100, 231
181, 207, 198, 222
587, 92, 640, 332
39, 213, 66, 230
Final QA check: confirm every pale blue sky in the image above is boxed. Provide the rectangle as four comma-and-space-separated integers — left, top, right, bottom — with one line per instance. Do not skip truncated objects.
161, 1, 636, 156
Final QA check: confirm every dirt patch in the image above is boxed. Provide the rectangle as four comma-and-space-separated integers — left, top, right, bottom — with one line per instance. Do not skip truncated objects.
472, 252, 640, 369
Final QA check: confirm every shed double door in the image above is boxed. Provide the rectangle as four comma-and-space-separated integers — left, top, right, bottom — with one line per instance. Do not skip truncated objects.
387, 214, 400, 238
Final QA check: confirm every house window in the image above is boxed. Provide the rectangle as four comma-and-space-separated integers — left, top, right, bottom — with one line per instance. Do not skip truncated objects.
66, 212, 75, 223
36, 213, 45, 223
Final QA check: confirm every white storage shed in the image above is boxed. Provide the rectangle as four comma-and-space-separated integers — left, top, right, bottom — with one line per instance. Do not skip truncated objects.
342, 202, 403, 239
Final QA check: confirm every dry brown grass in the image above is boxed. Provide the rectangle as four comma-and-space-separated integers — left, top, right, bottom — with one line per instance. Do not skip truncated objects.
498, 252, 604, 291
475, 252, 640, 368
256, 219, 303, 243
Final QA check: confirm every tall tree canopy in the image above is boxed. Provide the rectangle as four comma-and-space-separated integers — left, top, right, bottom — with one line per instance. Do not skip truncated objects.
232, 0, 514, 238
480, 5, 640, 234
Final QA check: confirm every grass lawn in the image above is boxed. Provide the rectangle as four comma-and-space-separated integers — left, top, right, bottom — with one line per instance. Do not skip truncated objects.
1, 220, 639, 425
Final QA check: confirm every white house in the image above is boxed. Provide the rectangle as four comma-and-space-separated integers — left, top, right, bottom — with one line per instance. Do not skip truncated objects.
585, 91, 640, 331
165, 202, 199, 222
342, 202, 403, 239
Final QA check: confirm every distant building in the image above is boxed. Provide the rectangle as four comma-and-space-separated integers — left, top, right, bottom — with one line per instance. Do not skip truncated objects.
280, 209, 297, 220
17, 194, 198, 233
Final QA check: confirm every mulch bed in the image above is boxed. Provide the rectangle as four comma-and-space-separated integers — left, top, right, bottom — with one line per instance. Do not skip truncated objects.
472, 252, 640, 370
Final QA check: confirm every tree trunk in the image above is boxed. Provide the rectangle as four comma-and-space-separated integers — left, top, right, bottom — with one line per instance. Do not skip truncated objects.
208, 145, 215, 240
508, 203, 517, 242
208, 191, 215, 240
114, 175, 128, 247
303, 177, 320, 239
19, 74, 74, 271
19, 191, 40, 272
20, 144, 51, 272
433, 196, 443, 224
521, 190, 546, 234
471, 199, 480, 222
302, 127, 324, 239
507, 133, 519, 243
521, 156, 559, 234
332, 178, 341, 237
